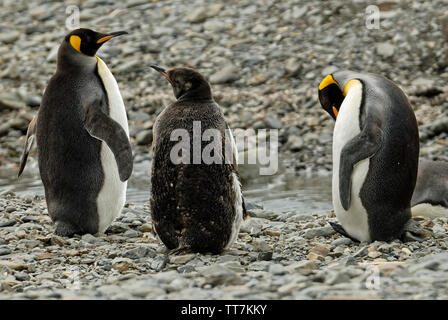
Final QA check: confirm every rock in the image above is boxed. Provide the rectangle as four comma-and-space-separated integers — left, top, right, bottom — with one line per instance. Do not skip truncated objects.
46, 46, 59, 62
303, 226, 336, 239
209, 64, 239, 84
331, 238, 352, 247
252, 239, 271, 252
264, 115, 282, 129
136, 130, 153, 145
106, 222, 129, 234
326, 271, 351, 285
137, 224, 153, 233
177, 265, 196, 274
240, 217, 265, 235
0, 261, 29, 271
124, 246, 156, 259
284, 58, 301, 76
169, 254, 196, 265
309, 244, 329, 257
376, 42, 395, 58
306, 252, 325, 261
0, 220, 17, 228
368, 251, 382, 259
81, 234, 100, 244
198, 265, 241, 286
112, 258, 133, 272
25, 95, 42, 108
353, 246, 368, 258
268, 264, 287, 275
151, 255, 169, 271
0, 99, 24, 110
0, 31, 20, 44
0, 248, 11, 256
257, 252, 273, 261
286, 260, 317, 275
123, 229, 141, 238
285, 135, 304, 152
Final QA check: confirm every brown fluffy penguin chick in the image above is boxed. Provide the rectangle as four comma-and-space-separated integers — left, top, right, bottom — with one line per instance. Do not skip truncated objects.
150, 66, 247, 254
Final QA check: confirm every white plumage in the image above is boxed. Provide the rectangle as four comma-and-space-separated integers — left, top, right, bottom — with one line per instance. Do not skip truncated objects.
332, 81, 371, 242
95, 57, 129, 233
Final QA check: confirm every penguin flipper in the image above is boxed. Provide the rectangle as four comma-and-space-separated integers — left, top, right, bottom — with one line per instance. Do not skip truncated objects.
339, 124, 382, 210
18, 115, 38, 178
84, 106, 133, 181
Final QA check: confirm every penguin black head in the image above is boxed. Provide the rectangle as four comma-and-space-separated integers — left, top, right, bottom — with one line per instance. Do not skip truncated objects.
318, 74, 345, 120
65, 28, 128, 57
151, 66, 212, 101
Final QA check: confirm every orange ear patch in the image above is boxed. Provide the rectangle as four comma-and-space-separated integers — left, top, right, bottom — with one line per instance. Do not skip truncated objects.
69, 35, 82, 54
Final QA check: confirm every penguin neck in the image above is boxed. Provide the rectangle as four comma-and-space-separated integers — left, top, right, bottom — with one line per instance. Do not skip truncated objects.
177, 83, 213, 102
56, 41, 98, 74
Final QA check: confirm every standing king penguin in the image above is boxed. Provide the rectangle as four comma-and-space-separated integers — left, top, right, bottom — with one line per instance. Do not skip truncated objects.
150, 66, 246, 254
18, 28, 132, 236
318, 70, 423, 242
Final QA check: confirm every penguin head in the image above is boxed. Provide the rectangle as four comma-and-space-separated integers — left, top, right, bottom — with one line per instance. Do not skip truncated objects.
318, 74, 345, 120
318, 71, 364, 120
65, 28, 128, 57
151, 66, 212, 101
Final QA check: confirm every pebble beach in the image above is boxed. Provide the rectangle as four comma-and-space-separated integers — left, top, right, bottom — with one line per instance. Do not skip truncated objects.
0, 0, 447, 300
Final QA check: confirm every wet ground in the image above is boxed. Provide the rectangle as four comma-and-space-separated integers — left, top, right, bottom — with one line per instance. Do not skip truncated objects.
0, 158, 333, 215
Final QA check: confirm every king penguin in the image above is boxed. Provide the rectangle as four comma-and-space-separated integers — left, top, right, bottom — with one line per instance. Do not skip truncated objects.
318, 70, 424, 242
411, 159, 448, 218
149, 66, 247, 254
18, 28, 132, 236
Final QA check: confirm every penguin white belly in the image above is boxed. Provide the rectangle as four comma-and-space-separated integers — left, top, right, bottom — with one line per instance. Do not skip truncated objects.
96, 57, 129, 233
225, 128, 243, 249
411, 203, 448, 219
332, 83, 371, 242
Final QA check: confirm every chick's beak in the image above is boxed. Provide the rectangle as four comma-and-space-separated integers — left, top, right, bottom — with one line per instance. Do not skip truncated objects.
150, 65, 171, 82
96, 31, 128, 44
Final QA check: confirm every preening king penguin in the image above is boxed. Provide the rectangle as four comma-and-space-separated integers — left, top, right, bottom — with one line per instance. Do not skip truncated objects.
318, 70, 426, 242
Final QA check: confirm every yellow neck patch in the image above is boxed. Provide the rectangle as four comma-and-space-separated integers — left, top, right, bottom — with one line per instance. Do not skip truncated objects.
69, 35, 82, 54
343, 79, 361, 96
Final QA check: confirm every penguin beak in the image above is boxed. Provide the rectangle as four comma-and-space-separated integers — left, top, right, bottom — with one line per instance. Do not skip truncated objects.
150, 65, 171, 82
96, 31, 128, 44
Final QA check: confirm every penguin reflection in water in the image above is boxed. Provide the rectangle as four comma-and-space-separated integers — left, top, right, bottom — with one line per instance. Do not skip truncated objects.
150, 66, 247, 254
18, 29, 132, 236
318, 70, 428, 242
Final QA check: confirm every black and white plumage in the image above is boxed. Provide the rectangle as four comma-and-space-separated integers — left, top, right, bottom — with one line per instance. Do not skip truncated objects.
318, 70, 421, 242
18, 28, 132, 236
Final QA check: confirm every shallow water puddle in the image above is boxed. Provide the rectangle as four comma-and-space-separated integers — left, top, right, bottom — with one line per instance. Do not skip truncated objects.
0, 160, 333, 215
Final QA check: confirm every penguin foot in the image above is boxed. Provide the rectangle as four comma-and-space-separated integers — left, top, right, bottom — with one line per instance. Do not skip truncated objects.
168, 246, 193, 255
401, 219, 431, 242
329, 222, 360, 242
54, 222, 79, 237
